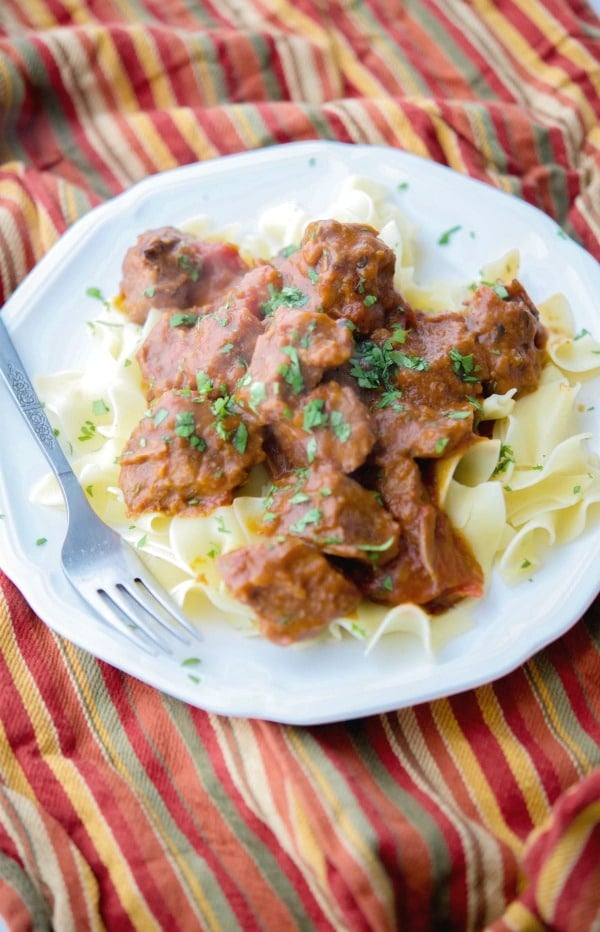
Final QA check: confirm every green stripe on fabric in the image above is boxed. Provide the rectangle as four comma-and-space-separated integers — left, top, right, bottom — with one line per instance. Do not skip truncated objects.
408, 2, 500, 100
530, 122, 572, 225
0, 844, 52, 930
59, 644, 316, 927
55, 651, 239, 928
248, 33, 286, 102
524, 653, 600, 775
157, 701, 321, 925
11, 37, 115, 200
286, 723, 454, 917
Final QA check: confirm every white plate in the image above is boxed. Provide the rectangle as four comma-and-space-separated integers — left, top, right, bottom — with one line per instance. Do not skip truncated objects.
1, 141, 599, 724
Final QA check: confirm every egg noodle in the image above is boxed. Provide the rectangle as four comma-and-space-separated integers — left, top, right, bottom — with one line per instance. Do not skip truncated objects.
33, 177, 600, 651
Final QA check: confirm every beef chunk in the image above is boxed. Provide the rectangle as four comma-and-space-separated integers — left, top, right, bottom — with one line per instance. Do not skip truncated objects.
465, 280, 547, 396
371, 401, 475, 459
278, 219, 401, 334
137, 303, 263, 401
119, 389, 263, 516
235, 306, 354, 422
263, 464, 400, 565
119, 226, 247, 324
217, 538, 361, 644
356, 455, 484, 609
267, 381, 375, 473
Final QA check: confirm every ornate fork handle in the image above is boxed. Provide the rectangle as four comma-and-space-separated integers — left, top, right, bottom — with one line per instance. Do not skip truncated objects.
0, 317, 84, 499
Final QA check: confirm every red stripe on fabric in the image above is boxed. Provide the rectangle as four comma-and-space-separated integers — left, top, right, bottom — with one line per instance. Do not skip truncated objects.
447, 690, 537, 837
251, 719, 392, 930
252, 102, 340, 145
101, 669, 332, 930
553, 827, 600, 929
542, 626, 600, 745
99, 670, 259, 929
300, 719, 479, 929
194, 714, 338, 929
0, 579, 178, 928
0, 41, 102, 195
143, 110, 200, 165
496, 0, 600, 118
28, 37, 125, 191
146, 27, 219, 107
492, 672, 570, 804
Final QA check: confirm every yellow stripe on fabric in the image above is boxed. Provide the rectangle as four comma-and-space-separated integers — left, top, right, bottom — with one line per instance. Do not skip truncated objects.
337, 3, 426, 97
6, 0, 57, 28
217, 0, 329, 49
0, 785, 102, 931
513, 0, 600, 98
0, 640, 158, 930
432, 698, 523, 853
0, 58, 17, 147
59, 641, 221, 928
369, 100, 431, 157
472, 0, 595, 128
128, 112, 179, 171
208, 716, 344, 929
169, 109, 219, 161
285, 727, 394, 904
1, 176, 60, 258
90, 26, 138, 113
526, 660, 595, 773
476, 685, 551, 826
127, 27, 177, 111
466, 107, 516, 193
49, 32, 145, 186
188, 37, 224, 108
443, 0, 582, 167
0, 719, 35, 801
499, 899, 547, 931
327, 99, 387, 144
328, 32, 393, 98
226, 104, 269, 149
288, 794, 328, 885
418, 99, 468, 173
381, 713, 496, 931
535, 799, 600, 921
219, 0, 389, 98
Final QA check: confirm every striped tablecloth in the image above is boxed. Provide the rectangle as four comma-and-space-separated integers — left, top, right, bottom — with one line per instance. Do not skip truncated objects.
1, 2, 599, 928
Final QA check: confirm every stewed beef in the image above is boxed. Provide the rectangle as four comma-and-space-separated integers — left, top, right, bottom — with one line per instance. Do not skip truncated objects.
119, 226, 248, 324
262, 463, 400, 564
217, 538, 361, 645
120, 389, 263, 516
117, 218, 548, 644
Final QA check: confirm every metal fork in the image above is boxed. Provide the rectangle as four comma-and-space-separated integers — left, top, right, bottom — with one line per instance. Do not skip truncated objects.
0, 316, 201, 654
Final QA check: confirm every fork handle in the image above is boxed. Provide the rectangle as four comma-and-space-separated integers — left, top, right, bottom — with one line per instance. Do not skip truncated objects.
0, 316, 86, 502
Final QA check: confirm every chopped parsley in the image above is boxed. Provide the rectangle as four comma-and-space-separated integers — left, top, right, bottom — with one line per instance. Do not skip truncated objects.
92, 399, 110, 416
175, 411, 206, 450
303, 398, 328, 431
85, 286, 110, 308
449, 348, 481, 383
78, 419, 96, 441
170, 312, 198, 328
493, 443, 515, 476
438, 225, 462, 245
232, 422, 248, 454
350, 330, 427, 392
290, 507, 322, 534
278, 346, 305, 394
177, 252, 201, 281
260, 284, 308, 317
